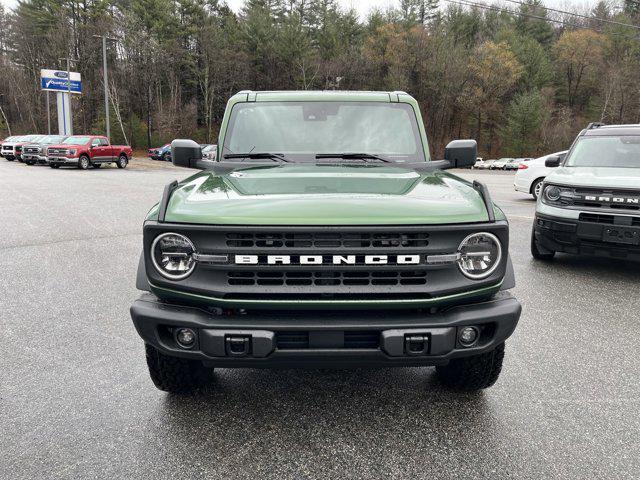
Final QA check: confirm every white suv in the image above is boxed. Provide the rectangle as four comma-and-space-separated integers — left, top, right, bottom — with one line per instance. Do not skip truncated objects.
514, 151, 567, 199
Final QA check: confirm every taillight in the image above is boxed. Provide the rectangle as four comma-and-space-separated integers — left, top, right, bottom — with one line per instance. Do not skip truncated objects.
518, 164, 528, 170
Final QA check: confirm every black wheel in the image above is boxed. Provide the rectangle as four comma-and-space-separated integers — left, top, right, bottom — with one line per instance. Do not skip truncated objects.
6, 157, 14, 162
531, 178, 544, 200
25, 160, 34, 166
436, 343, 505, 391
49, 164, 59, 169
161, 152, 169, 162
78, 155, 90, 170
116, 154, 128, 169
145, 344, 211, 393
531, 229, 555, 260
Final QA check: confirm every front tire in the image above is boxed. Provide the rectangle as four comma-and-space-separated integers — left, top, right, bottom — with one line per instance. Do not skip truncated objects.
116, 154, 128, 169
161, 152, 169, 162
531, 178, 544, 200
78, 155, 90, 170
49, 164, 59, 169
436, 343, 505, 391
145, 344, 211, 393
531, 229, 555, 260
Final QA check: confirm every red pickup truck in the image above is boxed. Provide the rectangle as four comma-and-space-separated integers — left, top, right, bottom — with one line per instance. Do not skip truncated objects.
47, 135, 133, 170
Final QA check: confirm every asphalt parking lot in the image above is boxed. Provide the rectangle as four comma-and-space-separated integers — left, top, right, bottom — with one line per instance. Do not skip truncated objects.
1, 160, 638, 479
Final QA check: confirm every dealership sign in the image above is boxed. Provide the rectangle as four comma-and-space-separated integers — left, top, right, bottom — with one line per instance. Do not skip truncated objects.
40, 69, 82, 94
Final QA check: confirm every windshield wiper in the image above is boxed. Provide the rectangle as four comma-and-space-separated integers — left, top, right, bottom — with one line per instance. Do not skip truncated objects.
223, 152, 290, 163
315, 153, 393, 163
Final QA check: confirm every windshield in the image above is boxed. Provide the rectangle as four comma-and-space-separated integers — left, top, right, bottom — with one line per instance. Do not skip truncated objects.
24, 135, 44, 141
566, 136, 640, 168
63, 136, 91, 145
223, 101, 427, 162
42, 135, 66, 144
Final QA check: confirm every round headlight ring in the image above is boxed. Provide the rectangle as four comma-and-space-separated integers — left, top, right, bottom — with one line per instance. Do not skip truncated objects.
457, 232, 502, 280
151, 232, 196, 280
544, 185, 561, 202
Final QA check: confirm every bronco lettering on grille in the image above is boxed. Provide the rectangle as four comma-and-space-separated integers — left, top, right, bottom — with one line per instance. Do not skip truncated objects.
234, 254, 422, 265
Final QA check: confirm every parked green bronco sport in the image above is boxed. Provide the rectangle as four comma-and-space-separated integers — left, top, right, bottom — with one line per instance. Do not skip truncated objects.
131, 91, 521, 393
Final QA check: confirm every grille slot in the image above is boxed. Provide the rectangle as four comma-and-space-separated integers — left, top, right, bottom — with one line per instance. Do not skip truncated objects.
228, 270, 427, 287
275, 331, 379, 350
225, 231, 429, 249
580, 213, 640, 226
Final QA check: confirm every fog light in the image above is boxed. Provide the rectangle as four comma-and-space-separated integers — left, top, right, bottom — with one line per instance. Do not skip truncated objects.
459, 326, 479, 346
175, 328, 196, 348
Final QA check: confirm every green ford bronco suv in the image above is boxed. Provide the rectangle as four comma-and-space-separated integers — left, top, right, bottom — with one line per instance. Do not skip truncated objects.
130, 91, 521, 393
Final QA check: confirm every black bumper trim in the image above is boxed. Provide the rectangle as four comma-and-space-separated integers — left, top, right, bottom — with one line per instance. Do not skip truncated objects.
130, 292, 521, 368
534, 213, 640, 261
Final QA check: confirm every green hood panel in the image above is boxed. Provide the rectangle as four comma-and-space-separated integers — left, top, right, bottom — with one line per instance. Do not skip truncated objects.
162, 165, 490, 225
546, 167, 640, 190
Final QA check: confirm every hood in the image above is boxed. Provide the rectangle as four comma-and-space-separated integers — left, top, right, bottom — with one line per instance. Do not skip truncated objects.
546, 166, 640, 190
47, 143, 83, 150
159, 164, 493, 225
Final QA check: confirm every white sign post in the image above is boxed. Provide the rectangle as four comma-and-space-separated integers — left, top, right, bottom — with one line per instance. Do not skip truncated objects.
40, 69, 82, 136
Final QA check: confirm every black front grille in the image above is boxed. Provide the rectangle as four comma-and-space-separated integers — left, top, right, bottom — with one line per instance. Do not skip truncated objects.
228, 269, 428, 287
24, 147, 40, 154
144, 222, 509, 305
226, 231, 429, 249
568, 188, 640, 211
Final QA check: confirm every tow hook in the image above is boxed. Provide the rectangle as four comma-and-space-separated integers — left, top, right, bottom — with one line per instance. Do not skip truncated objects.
225, 335, 251, 357
404, 334, 429, 356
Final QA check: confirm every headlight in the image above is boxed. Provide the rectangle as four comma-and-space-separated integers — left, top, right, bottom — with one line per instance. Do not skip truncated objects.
151, 233, 196, 280
457, 232, 502, 279
68, 149, 77, 155
541, 184, 572, 205
544, 185, 561, 202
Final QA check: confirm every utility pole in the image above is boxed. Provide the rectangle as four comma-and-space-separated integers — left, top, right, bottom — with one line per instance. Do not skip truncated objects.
93, 35, 118, 141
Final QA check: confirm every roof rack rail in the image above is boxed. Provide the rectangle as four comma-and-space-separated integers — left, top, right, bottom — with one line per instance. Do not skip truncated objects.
586, 122, 605, 130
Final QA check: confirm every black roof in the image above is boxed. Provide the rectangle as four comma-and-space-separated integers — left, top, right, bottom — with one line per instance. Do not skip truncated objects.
582, 124, 640, 136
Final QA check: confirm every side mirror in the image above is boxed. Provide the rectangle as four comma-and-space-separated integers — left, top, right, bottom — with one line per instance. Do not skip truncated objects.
172, 139, 205, 169
443, 139, 477, 169
545, 155, 561, 168
210, 145, 218, 161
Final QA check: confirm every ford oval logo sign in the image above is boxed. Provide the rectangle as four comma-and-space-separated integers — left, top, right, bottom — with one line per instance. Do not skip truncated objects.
54, 71, 69, 78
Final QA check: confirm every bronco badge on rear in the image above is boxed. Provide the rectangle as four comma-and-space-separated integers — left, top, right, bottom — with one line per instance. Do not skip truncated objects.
130, 90, 521, 394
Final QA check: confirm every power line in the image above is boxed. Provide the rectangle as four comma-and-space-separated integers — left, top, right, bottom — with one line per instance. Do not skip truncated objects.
500, 0, 640, 31
443, 0, 639, 36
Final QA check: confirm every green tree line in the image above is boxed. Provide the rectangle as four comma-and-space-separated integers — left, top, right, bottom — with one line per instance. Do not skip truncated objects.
0, 0, 639, 157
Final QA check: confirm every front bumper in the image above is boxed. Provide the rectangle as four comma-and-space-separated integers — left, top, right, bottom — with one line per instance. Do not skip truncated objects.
48, 156, 79, 166
130, 291, 521, 368
534, 213, 640, 261
23, 154, 48, 164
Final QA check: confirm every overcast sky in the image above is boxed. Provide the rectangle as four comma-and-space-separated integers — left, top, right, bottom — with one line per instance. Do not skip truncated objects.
0, 0, 599, 17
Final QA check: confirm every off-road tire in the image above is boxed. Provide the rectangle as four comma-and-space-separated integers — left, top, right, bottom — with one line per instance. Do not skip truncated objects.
531, 178, 544, 200
145, 344, 211, 393
436, 343, 505, 391
531, 229, 555, 260
78, 155, 90, 170
116, 154, 128, 169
